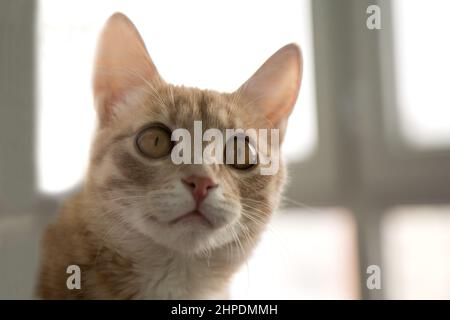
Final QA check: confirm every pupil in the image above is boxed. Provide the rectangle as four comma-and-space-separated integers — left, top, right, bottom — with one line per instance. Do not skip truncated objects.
154, 136, 159, 147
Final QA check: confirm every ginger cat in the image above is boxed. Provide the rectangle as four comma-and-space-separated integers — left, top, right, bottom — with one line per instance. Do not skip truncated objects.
37, 13, 302, 299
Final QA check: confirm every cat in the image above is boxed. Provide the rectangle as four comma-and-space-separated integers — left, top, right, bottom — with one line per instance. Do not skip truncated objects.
36, 12, 302, 299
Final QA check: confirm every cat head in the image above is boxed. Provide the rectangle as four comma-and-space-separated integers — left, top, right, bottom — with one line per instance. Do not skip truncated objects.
86, 13, 302, 255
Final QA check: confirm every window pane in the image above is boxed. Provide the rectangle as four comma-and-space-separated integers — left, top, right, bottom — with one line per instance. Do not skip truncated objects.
231, 208, 359, 299
382, 206, 450, 299
393, 0, 450, 149
37, 0, 317, 193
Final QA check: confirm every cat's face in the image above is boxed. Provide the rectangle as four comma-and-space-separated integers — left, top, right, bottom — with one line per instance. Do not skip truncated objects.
89, 85, 284, 253
86, 13, 302, 255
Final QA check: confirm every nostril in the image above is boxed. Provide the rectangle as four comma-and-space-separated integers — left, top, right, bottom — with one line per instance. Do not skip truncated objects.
206, 183, 218, 190
182, 179, 196, 189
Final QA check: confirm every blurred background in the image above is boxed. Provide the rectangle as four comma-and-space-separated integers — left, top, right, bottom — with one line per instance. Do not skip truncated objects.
1, 0, 450, 299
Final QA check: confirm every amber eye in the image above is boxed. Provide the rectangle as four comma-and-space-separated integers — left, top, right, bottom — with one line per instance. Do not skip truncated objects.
135, 125, 173, 159
224, 134, 258, 170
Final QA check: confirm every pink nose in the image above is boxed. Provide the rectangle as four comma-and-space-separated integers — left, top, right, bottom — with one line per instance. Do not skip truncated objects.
182, 175, 218, 205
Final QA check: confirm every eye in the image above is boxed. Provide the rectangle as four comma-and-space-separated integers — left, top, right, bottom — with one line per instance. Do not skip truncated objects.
135, 124, 173, 159
224, 134, 258, 170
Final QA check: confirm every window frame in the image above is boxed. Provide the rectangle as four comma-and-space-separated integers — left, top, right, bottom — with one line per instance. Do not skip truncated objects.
289, 0, 450, 300
0, 0, 37, 215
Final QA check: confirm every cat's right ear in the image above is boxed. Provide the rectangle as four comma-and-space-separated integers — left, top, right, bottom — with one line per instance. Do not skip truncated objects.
93, 13, 162, 124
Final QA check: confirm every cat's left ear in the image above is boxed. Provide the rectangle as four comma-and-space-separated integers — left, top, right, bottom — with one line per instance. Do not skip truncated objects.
235, 44, 302, 138
93, 13, 162, 124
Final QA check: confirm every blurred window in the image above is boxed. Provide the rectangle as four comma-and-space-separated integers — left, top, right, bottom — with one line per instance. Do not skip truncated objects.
393, 0, 450, 150
382, 206, 450, 299
231, 209, 359, 299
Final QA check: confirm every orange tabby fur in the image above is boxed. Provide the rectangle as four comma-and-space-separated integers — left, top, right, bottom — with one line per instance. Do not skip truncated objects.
37, 13, 302, 299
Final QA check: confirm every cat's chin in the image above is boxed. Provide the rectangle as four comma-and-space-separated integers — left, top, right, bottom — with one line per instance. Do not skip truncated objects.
168, 210, 214, 228
134, 216, 238, 255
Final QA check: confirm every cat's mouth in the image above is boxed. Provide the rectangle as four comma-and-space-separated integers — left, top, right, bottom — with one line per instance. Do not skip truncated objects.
168, 210, 214, 228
